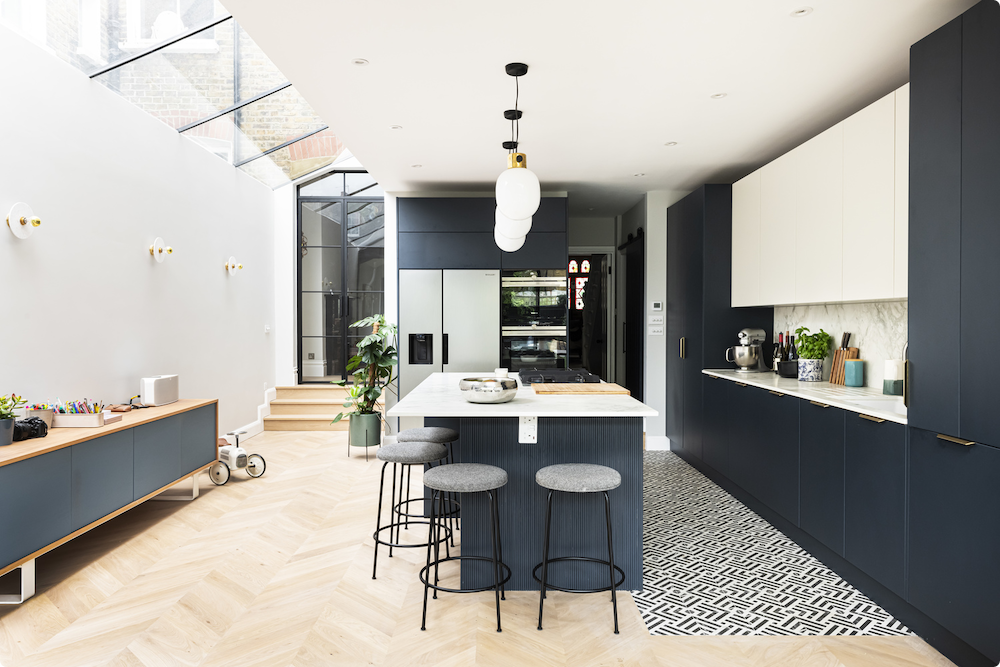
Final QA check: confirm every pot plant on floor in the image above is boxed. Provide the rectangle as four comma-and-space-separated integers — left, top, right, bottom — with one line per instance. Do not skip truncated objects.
794, 327, 833, 382
1, 394, 27, 447
332, 315, 398, 458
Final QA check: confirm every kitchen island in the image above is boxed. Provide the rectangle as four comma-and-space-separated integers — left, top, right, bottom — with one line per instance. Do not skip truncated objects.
387, 372, 656, 591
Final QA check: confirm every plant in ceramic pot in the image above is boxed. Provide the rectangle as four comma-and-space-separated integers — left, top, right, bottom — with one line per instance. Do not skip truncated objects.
0, 394, 27, 446
332, 315, 398, 453
794, 327, 833, 382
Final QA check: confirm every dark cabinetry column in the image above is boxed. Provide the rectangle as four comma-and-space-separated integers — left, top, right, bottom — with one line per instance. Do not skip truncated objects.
845, 415, 906, 597
756, 389, 799, 526
909, 426, 1000, 663
800, 401, 845, 556
701, 375, 730, 475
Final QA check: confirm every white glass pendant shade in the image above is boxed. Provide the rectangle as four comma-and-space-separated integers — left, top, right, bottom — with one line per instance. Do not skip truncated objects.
495, 206, 532, 239
495, 167, 541, 220
494, 224, 525, 252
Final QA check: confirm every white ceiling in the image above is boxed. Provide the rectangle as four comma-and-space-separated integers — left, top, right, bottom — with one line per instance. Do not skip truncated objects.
223, 0, 977, 216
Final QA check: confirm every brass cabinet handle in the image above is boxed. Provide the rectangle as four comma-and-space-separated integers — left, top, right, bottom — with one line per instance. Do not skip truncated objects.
809, 401, 830, 408
734, 382, 748, 387
860, 414, 886, 423
680, 337, 686, 359
937, 434, 975, 447
768, 391, 784, 397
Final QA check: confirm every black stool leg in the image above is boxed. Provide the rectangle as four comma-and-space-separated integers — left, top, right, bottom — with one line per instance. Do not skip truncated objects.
446, 446, 456, 547
421, 489, 438, 631
405, 465, 412, 530
537, 489, 554, 630
388, 463, 398, 558
372, 461, 389, 579
394, 463, 406, 546
491, 488, 505, 600
604, 491, 619, 634
488, 490, 502, 632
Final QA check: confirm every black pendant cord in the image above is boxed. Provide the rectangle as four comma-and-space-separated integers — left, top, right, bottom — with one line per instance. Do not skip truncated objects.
508, 76, 520, 155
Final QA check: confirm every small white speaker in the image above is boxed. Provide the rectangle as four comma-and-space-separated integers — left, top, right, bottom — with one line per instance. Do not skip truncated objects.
140, 375, 179, 407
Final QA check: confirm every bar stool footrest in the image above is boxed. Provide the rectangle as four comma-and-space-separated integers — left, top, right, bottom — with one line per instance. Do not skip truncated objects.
393, 496, 460, 521
419, 556, 511, 594
374, 521, 452, 550
532, 557, 625, 594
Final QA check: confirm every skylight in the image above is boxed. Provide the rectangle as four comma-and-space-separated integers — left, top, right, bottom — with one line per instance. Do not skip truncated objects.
0, 0, 343, 188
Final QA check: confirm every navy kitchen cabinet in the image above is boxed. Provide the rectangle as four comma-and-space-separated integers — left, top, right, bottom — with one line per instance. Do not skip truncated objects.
909, 426, 1000, 663
398, 232, 501, 270
726, 382, 763, 498
133, 415, 182, 500
701, 375, 730, 475
799, 400, 845, 556
397, 197, 493, 233
960, 1, 1000, 449
755, 388, 799, 526
500, 232, 567, 270
908, 15, 962, 437
845, 414, 906, 597
71, 430, 134, 531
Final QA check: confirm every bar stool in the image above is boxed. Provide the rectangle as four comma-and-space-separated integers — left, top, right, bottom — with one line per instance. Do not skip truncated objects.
372, 442, 452, 580
398, 426, 461, 545
420, 463, 510, 633
533, 463, 625, 634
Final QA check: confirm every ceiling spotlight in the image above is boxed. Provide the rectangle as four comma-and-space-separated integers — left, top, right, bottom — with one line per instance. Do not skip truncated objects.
710, 93, 727, 99
390, 125, 403, 130
664, 141, 678, 147
351, 58, 369, 66
633, 173, 646, 177
790, 7, 813, 17
411, 164, 422, 168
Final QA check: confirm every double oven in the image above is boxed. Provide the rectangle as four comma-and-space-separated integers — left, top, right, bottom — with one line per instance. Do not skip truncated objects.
500, 271, 568, 371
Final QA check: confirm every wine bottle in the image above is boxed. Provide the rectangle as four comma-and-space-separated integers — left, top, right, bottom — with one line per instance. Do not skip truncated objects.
784, 331, 791, 361
789, 335, 798, 361
774, 333, 784, 370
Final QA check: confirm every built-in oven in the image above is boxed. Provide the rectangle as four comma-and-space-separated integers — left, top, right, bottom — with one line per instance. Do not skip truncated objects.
501, 272, 568, 329
501, 327, 568, 371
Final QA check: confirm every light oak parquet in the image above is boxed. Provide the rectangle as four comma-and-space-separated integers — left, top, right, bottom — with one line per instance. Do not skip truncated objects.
0, 431, 957, 667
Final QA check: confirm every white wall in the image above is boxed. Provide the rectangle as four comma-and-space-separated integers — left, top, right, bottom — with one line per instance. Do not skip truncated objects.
273, 185, 297, 386
644, 192, 672, 446
0, 25, 276, 435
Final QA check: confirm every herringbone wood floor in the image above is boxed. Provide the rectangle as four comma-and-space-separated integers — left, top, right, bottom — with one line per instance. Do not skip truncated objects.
0, 432, 956, 667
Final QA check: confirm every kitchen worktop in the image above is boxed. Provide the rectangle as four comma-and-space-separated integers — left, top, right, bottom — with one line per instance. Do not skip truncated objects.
703, 369, 907, 425
387, 372, 658, 418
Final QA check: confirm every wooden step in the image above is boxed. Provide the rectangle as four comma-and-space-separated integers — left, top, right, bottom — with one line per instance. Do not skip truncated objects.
270, 398, 352, 415
275, 385, 351, 399
263, 414, 349, 431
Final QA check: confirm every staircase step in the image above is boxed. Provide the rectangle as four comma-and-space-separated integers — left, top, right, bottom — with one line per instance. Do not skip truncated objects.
275, 385, 351, 399
264, 414, 350, 431
270, 398, 352, 415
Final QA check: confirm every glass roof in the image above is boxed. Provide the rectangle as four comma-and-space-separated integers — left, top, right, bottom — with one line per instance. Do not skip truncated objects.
0, 0, 348, 189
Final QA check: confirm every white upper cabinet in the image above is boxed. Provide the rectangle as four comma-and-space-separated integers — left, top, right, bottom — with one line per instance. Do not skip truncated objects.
731, 85, 908, 307
894, 84, 910, 298
731, 171, 761, 307
843, 93, 896, 301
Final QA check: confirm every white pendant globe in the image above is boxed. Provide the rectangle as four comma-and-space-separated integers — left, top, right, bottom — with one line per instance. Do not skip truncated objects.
495, 167, 541, 220
495, 207, 532, 239
494, 224, 525, 252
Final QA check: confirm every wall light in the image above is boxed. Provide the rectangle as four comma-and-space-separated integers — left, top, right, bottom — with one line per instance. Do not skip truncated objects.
6, 203, 41, 239
225, 257, 244, 275
149, 237, 173, 263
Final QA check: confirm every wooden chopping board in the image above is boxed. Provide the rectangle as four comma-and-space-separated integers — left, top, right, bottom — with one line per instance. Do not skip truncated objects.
532, 383, 631, 395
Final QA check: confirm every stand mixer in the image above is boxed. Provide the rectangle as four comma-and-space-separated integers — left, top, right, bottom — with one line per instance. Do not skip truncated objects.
725, 328, 769, 373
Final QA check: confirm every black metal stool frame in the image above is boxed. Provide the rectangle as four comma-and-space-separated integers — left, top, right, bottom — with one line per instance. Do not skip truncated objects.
372, 460, 452, 579
420, 488, 510, 632
535, 489, 623, 634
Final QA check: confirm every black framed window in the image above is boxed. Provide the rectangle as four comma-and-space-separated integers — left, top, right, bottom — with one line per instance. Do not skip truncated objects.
298, 171, 385, 383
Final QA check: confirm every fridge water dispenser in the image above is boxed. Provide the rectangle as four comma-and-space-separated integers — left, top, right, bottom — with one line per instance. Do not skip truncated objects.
409, 334, 433, 364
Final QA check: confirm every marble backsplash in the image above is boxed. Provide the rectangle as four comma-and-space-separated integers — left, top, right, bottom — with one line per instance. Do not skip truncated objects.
773, 300, 908, 390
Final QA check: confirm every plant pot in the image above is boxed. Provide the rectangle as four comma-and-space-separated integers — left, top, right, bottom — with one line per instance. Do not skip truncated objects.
0, 418, 13, 446
797, 358, 824, 382
348, 412, 382, 449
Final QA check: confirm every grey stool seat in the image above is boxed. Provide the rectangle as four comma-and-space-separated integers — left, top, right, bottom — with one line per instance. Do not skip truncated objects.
535, 464, 621, 493
424, 463, 508, 493
376, 442, 448, 464
398, 426, 459, 444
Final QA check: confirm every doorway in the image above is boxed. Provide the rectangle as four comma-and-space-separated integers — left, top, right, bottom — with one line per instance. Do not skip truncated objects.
567, 249, 615, 381
619, 230, 644, 400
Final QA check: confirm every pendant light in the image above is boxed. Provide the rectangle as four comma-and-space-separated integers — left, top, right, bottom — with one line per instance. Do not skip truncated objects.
495, 62, 540, 250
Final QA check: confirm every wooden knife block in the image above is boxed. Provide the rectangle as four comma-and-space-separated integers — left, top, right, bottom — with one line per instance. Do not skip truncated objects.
830, 348, 859, 385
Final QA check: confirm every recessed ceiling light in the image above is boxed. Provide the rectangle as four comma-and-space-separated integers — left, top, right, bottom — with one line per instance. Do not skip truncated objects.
664, 141, 678, 147
411, 164, 422, 168
351, 58, 370, 66
790, 7, 813, 17
390, 125, 403, 130
633, 173, 646, 177
710, 93, 727, 99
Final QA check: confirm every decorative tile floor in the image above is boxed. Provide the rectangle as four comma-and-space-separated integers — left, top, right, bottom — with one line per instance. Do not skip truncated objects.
635, 451, 911, 637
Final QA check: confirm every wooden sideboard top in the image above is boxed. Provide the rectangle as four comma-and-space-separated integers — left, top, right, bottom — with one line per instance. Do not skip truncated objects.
0, 399, 218, 468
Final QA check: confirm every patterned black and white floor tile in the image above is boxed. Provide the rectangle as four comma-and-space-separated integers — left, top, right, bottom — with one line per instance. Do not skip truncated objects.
635, 451, 911, 637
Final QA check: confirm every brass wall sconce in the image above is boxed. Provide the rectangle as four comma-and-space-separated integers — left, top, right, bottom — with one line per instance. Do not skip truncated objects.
6, 203, 41, 239
225, 257, 244, 275
149, 237, 173, 263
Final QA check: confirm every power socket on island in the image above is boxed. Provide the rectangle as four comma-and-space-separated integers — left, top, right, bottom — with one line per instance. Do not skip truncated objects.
519, 416, 538, 444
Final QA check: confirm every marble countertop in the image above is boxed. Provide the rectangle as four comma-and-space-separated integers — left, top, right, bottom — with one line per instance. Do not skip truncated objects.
388, 372, 658, 418
703, 369, 907, 425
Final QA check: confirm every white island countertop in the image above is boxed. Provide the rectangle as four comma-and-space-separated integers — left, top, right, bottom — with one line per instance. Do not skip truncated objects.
388, 372, 658, 418
703, 369, 907, 425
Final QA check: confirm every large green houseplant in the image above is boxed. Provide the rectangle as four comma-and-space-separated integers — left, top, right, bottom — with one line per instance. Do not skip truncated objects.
332, 315, 398, 453
794, 326, 833, 382
1, 393, 26, 446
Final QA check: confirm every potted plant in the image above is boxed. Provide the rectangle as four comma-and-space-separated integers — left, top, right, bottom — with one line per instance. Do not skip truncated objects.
794, 327, 833, 382
1, 394, 26, 446
332, 315, 398, 454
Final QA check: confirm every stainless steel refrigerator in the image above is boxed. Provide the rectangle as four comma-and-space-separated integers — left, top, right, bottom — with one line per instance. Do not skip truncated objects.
399, 269, 500, 402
